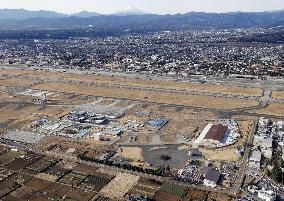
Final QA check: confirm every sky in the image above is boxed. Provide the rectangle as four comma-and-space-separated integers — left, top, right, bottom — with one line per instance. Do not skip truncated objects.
1, 0, 284, 14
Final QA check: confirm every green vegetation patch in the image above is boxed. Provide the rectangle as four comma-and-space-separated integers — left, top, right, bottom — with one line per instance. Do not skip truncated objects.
159, 182, 187, 197
0, 151, 23, 165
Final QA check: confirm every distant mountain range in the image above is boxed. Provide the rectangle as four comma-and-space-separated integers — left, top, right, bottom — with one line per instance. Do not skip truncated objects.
0, 9, 67, 19
0, 8, 146, 19
71, 11, 101, 18
0, 9, 284, 31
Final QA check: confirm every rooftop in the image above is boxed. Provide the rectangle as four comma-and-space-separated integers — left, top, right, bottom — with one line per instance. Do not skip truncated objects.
204, 124, 228, 142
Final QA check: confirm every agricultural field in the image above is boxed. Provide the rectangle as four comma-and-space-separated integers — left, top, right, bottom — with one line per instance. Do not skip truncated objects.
99, 172, 140, 199
181, 188, 209, 201
158, 182, 187, 197
155, 191, 182, 201
73, 164, 99, 175
58, 172, 87, 186
127, 177, 162, 197
4, 158, 32, 171
24, 178, 53, 190
0, 151, 23, 165
64, 188, 98, 201
25, 157, 57, 173
155, 182, 187, 201
0, 176, 21, 197
207, 192, 233, 201
79, 173, 113, 192
44, 163, 70, 179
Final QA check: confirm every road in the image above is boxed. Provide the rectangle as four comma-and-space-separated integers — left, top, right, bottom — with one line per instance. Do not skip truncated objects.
229, 120, 257, 195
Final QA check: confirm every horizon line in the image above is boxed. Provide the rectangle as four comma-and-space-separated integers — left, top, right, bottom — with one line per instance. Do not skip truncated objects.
1, 7, 283, 16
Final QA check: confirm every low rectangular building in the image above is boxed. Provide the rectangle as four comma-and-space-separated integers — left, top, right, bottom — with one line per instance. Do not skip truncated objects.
203, 124, 228, 145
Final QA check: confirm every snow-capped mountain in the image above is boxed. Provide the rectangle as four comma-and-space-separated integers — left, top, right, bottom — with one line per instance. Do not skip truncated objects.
113, 6, 147, 16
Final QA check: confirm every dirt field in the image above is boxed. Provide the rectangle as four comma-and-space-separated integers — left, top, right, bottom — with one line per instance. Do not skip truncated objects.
272, 90, 284, 99
0, 104, 38, 122
250, 103, 284, 117
155, 191, 181, 201
181, 188, 209, 201
33, 82, 259, 110
117, 147, 143, 161
200, 148, 240, 162
0, 69, 263, 96
0, 78, 36, 87
48, 93, 97, 105
32, 106, 71, 118
100, 172, 140, 199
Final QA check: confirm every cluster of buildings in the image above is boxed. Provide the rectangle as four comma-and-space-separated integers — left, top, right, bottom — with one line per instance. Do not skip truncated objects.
0, 29, 283, 77
246, 182, 278, 201
249, 117, 284, 170
177, 161, 223, 188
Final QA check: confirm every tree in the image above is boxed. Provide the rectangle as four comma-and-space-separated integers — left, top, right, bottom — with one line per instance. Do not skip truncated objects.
271, 164, 282, 183
263, 167, 270, 176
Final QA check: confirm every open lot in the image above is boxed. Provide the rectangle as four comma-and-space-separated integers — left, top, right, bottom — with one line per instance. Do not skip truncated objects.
199, 148, 240, 162
117, 147, 143, 162
33, 82, 259, 110
142, 145, 190, 169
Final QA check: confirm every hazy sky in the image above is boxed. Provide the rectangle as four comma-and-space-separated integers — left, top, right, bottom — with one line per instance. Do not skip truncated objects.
1, 0, 284, 14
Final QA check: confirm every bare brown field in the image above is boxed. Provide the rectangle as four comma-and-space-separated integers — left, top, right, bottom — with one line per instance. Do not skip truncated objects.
250, 103, 284, 117
200, 148, 239, 162
48, 93, 97, 105
117, 147, 143, 162
0, 91, 33, 102
32, 106, 71, 118
0, 104, 38, 122
0, 69, 263, 96
0, 78, 36, 87
272, 91, 284, 99
0, 69, 60, 79
33, 82, 258, 110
